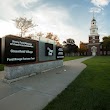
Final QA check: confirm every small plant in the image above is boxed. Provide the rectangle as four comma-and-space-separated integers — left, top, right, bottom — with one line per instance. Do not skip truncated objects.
0, 64, 4, 71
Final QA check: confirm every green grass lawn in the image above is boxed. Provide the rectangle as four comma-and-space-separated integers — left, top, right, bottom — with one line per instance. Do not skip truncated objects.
43, 56, 110, 110
63, 56, 85, 61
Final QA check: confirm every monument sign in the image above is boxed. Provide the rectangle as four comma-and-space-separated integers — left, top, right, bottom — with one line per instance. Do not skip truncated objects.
2, 35, 36, 64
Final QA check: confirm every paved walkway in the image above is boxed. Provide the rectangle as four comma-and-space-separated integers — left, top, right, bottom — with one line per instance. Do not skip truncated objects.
0, 57, 92, 110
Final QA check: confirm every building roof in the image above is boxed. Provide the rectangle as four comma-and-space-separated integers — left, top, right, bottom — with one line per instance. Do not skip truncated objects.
92, 18, 96, 21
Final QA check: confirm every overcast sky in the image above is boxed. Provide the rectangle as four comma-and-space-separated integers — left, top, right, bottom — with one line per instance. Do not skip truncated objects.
0, 0, 110, 46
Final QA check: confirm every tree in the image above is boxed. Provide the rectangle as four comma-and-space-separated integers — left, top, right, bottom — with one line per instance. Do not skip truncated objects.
79, 42, 88, 55
13, 17, 35, 37
102, 36, 110, 55
45, 32, 61, 46
37, 32, 44, 38
45, 32, 53, 39
63, 38, 78, 56
66, 38, 75, 45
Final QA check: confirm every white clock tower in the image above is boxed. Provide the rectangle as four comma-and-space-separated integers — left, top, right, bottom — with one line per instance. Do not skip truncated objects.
90, 16, 98, 35
88, 13, 100, 56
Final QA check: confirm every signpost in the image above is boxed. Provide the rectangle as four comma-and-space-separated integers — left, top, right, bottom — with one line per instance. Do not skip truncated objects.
1, 35, 37, 64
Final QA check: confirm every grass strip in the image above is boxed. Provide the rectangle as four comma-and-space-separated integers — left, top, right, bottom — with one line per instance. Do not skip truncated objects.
64, 56, 85, 61
0, 64, 4, 71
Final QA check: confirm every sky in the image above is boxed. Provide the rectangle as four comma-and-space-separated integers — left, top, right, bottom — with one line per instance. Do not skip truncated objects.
0, 0, 110, 46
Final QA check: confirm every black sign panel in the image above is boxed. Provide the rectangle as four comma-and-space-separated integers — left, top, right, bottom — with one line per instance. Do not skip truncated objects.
2, 35, 36, 64
45, 43, 53, 56
56, 46, 64, 59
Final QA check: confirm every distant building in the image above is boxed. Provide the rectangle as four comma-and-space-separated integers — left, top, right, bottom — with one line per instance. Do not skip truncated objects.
80, 14, 109, 56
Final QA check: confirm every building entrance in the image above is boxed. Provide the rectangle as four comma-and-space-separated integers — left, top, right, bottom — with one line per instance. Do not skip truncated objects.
91, 46, 97, 56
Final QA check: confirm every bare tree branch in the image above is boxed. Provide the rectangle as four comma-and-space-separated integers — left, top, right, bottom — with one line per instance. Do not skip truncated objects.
13, 17, 36, 37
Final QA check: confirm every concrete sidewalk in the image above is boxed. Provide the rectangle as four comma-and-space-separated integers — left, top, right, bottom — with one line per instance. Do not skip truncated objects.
0, 56, 92, 110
